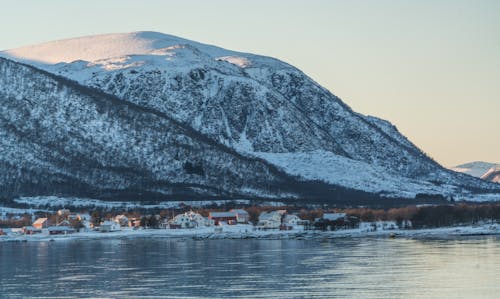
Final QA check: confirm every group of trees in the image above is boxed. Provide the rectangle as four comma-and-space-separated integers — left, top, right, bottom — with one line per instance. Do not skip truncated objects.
342, 203, 500, 228
0, 215, 31, 228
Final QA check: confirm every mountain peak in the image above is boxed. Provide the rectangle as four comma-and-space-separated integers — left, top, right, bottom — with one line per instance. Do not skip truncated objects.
0, 31, 290, 76
452, 161, 499, 178
1, 31, 201, 64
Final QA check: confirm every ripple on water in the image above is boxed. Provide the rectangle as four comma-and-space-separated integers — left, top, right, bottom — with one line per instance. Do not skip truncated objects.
0, 237, 499, 298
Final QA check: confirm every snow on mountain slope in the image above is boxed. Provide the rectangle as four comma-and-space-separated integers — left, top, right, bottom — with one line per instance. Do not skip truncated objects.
1, 31, 284, 71
253, 151, 460, 198
481, 166, 500, 183
1, 31, 499, 201
451, 162, 498, 178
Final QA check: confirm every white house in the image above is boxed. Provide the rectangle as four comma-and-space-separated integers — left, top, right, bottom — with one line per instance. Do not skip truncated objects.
171, 213, 194, 228
321, 213, 346, 221
257, 211, 283, 229
99, 221, 121, 232
170, 211, 209, 229
229, 209, 249, 223
283, 214, 305, 226
359, 221, 399, 232
77, 214, 92, 230
376, 221, 399, 231
114, 215, 130, 227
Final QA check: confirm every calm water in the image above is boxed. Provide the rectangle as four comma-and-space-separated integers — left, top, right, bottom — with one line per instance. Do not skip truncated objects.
1, 237, 499, 298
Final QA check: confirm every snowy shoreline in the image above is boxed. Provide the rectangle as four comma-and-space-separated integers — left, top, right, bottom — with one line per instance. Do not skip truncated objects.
1, 224, 499, 243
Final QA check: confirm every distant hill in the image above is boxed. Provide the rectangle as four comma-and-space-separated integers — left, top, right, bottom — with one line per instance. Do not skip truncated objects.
481, 166, 500, 183
451, 162, 498, 178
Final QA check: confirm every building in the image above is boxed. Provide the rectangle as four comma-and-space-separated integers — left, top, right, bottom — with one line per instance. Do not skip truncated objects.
129, 218, 141, 228
359, 221, 399, 232
0, 229, 6, 236
257, 211, 283, 229
68, 213, 79, 221
57, 209, 70, 217
170, 213, 195, 229
48, 226, 75, 235
99, 221, 121, 232
283, 214, 308, 226
76, 214, 92, 231
57, 220, 72, 227
229, 209, 249, 223
375, 221, 399, 231
170, 211, 209, 228
77, 214, 91, 222
321, 213, 347, 222
209, 212, 238, 225
32, 218, 51, 230
114, 215, 130, 227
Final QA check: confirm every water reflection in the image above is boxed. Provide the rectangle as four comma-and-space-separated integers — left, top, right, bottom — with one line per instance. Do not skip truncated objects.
1, 237, 499, 298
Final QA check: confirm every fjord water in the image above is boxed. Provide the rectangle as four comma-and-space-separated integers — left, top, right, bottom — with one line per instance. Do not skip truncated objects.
1, 237, 499, 298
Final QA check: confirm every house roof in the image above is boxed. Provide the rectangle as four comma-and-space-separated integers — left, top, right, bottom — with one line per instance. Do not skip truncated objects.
58, 220, 71, 226
323, 213, 346, 221
101, 220, 118, 226
77, 214, 91, 220
230, 209, 248, 214
209, 212, 237, 218
33, 218, 48, 224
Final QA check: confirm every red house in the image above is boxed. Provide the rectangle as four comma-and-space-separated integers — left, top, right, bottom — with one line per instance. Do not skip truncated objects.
208, 212, 238, 225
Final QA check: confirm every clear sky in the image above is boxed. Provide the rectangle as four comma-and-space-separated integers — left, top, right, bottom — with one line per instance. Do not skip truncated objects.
1, 0, 498, 167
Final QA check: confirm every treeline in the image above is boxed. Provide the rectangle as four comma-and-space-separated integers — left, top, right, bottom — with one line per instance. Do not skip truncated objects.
342, 203, 500, 228
0, 215, 31, 228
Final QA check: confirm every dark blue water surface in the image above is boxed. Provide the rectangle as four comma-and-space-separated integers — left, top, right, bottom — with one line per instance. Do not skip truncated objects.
1, 237, 499, 298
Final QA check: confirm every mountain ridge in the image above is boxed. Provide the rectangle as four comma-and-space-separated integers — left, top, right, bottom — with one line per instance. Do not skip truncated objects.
1, 32, 499, 203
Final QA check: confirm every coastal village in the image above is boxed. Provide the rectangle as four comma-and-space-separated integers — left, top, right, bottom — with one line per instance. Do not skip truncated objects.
0, 206, 405, 239
1, 202, 499, 240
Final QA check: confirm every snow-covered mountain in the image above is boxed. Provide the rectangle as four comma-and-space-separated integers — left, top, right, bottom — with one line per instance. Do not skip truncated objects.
1, 31, 499, 203
451, 162, 498, 178
481, 166, 500, 183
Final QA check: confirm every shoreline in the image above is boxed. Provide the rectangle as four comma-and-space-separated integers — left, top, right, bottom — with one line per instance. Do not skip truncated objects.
1, 224, 499, 243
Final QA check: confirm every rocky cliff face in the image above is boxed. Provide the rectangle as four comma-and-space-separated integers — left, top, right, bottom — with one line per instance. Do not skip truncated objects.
1, 32, 499, 202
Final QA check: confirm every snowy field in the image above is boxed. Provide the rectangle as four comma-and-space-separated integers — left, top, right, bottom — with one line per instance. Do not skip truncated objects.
1, 223, 498, 243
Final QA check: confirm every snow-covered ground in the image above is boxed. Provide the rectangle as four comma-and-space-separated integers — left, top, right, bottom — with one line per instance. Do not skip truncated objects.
1, 224, 498, 243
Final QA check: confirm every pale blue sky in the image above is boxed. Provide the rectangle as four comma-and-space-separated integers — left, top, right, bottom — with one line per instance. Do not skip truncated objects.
1, 0, 499, 166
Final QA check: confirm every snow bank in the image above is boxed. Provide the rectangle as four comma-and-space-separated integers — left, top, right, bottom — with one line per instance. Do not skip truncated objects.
1, 224, 499, 243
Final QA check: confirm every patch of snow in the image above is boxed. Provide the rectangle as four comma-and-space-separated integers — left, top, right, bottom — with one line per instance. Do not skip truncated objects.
216, 56, 251, 68
451, 161, 499, 178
